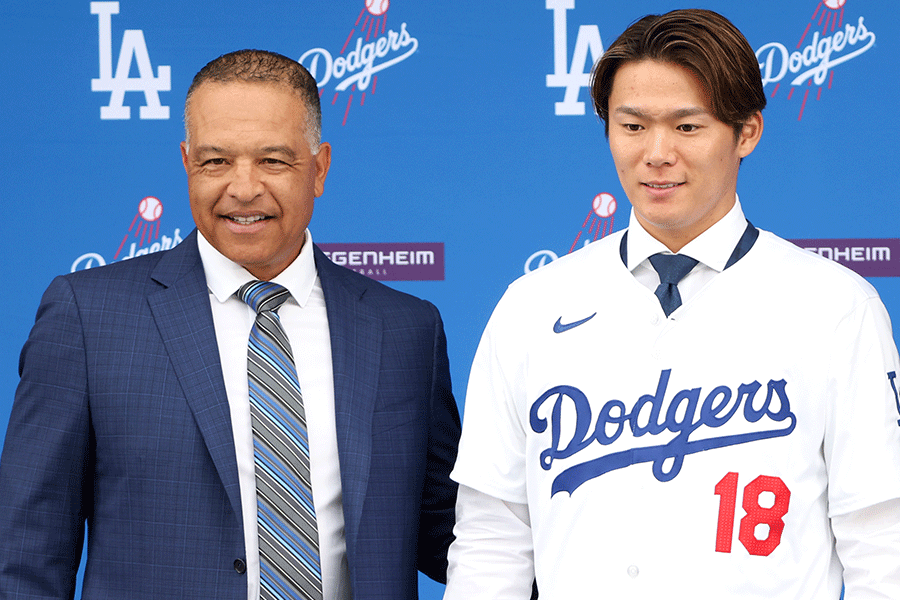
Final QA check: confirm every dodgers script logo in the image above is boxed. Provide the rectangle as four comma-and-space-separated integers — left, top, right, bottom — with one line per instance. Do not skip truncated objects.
531, 369, 797, 496
757, 0, 876, 120
90, 2, 170, 120
525, 192, 618, 273
300, 1, 418, 126
71, 196, 183, 272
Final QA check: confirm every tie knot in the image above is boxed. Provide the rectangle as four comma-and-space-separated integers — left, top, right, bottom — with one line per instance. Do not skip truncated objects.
238, 280, 290, 314
649, 253, 699, 285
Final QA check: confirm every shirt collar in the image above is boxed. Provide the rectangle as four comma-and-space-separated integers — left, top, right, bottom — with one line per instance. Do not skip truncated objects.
197, 229, 318, 307
626, 195, 748, 273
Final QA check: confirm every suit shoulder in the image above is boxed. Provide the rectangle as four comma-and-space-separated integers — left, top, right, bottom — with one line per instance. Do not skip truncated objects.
64, 250, 165, 285
62, 232, 198, 288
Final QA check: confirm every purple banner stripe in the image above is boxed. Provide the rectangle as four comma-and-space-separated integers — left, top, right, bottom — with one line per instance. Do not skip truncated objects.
319, 242, 445, 281
790, 238, 900, 278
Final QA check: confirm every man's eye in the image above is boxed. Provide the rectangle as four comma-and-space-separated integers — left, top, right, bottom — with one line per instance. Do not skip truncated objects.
262, 158, 288, 165
624, 124, 642, 132
677, 124, 699, 132
201, 158, 227, 166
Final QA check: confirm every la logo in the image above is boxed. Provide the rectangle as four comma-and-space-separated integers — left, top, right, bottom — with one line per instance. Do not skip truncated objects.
90, 1, 170, 120
546, 0, 604, 116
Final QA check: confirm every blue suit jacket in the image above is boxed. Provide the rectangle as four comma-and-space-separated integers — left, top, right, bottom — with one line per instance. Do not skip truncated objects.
0, 231, 460, 599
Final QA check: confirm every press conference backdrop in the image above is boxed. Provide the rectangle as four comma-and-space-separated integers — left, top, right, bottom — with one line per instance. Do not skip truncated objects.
1, 0, 898, 597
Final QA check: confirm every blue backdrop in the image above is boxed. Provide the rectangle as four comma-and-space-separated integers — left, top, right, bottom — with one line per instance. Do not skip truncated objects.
2, 1, 898, 597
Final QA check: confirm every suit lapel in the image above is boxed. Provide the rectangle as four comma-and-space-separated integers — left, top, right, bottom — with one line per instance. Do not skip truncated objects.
314, 245, 382, 551
141, 238, 384, 548
146, 232, 243, 524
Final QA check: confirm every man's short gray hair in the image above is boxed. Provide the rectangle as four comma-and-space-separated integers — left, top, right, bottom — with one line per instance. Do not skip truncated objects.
183, 49, 322, 154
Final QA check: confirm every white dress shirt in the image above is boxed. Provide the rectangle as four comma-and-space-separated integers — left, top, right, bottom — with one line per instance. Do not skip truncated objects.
627, 195, 749, 304
198, 231, 351, 600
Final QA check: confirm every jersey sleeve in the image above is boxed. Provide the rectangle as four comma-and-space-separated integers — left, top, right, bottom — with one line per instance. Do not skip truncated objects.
451, 290, 530, 504
443, 485, 535, 600
823, 294, 900, 516
832, 498, 900, 597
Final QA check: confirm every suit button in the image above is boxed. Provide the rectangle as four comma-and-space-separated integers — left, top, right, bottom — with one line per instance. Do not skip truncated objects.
234, 559, 246, 574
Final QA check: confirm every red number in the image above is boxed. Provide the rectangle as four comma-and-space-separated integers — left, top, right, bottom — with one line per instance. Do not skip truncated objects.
714, 473, 791, 556
739, 475, 791, 556
714, 472, 739, 553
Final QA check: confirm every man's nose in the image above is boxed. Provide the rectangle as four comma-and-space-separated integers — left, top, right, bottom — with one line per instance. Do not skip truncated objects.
644, 130, 676, 167
227, 162, 264, 202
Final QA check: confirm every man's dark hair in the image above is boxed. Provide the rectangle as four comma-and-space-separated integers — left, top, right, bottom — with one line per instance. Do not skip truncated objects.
590, 9, 766, 139
184, 49, 322, 151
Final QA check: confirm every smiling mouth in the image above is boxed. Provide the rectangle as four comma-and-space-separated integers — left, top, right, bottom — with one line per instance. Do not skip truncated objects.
643, 182, 683, 189
227, 215, 269, 225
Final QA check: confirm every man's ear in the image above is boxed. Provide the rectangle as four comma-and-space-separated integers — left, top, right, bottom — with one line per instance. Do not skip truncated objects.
314, 142, 332, 198
737, 111, 764, 159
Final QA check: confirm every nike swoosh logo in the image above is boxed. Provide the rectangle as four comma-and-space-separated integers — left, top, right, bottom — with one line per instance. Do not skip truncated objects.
553, 313, 597, 333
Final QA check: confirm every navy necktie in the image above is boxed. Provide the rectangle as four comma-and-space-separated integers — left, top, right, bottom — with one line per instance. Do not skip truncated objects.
238, 280, 323, 600
649, 253, 699, 317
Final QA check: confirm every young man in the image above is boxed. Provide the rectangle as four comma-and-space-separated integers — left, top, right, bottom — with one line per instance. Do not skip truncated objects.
0, 50, 460, 600
444, 9, 900, 599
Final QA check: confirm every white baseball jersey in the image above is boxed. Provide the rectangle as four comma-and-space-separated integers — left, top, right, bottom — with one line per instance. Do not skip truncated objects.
451, 226, 900, 598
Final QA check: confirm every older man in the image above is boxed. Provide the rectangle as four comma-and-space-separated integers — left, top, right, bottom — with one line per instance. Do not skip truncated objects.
0, 49, 460, 600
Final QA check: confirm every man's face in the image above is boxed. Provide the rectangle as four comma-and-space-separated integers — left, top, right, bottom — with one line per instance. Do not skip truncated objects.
181, 81, 331, 280
607, 59, 762, 252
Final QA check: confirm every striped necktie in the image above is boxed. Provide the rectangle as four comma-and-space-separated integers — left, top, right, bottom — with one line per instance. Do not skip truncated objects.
239, 280, 323, 600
